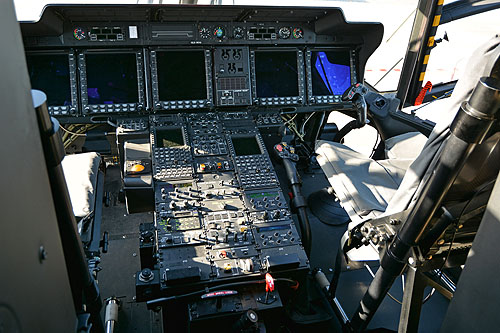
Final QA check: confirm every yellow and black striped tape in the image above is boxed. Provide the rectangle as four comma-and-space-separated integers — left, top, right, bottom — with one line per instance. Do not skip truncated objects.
419, 0, 444, 82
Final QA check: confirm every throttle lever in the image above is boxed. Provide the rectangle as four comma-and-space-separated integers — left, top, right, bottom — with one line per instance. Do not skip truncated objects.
342, 83, 369, 128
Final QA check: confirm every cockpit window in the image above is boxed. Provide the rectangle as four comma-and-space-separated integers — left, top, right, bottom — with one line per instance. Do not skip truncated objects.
424, 7, 500, 86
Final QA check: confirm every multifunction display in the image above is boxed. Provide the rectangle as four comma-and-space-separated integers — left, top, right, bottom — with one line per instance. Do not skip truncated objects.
311, 50, 351, 96
25, 52, 78, 115
85, 53, 139, 105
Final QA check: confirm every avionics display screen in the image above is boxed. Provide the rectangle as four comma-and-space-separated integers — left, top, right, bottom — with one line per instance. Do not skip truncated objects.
156, 51, 207, 101
156, 129, 185, 148
311, 50, 351, 96
85, 53, 139, 105
231, 136, 262, 156
26, 54, 72, 107
255, 51, 299, 98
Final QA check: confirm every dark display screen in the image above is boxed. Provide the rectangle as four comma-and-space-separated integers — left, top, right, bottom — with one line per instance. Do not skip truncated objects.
311, 50, 351, 96
156, 51, 207, 101
157, 129, 185, 148
231, 136, 262, 156
255, 51, 299, 98
85, 53, 139, 105
26, 54, 72, 107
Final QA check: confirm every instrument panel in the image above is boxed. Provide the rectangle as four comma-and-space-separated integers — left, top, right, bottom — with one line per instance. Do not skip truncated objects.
19, 5, 383, 117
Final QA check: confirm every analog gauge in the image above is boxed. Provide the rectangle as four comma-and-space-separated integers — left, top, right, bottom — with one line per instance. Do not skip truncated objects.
278, 27, 291, 39
199, 27, 210, 39
292, 27, 304, 39
73, 27, 86, 40
233, 26, 245, 39
214, 26, 226, 39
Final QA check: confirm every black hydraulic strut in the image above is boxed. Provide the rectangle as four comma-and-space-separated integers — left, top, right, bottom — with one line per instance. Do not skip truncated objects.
32, 90, 104, 332
273, 142, 312, 256
349, 77, 500, 332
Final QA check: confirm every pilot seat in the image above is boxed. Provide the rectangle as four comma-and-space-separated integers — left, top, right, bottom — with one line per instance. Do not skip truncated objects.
315, 36, 500, 261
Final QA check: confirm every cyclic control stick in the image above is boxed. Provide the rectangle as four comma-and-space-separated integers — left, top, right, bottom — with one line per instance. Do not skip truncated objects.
273, 142, 312, 256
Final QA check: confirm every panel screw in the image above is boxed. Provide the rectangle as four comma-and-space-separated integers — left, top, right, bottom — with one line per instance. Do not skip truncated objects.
39, 246, 48, 262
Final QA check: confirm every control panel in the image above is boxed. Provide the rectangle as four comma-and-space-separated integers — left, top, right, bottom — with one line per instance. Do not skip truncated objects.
252, 222, 301, 249
151, 115, 193, 181
213, 47, 252, 106
196, 22, 313, 44
188, 113, 229, 156
254, 112, 284, 127
124, 110, 309, 299
118, 118, 149, 131
21, 5, 382, 117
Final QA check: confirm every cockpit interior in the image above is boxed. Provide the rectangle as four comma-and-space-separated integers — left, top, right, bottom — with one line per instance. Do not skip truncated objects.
2, 0, 500, 332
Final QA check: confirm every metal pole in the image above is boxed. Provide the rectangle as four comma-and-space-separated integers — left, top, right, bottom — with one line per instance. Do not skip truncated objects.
398, 266, 427, 333
32, 91, 104, 332
350, 76, 500, 332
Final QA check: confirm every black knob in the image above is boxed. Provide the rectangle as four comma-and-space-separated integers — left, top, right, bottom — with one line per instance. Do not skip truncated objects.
139, 268, 154, 282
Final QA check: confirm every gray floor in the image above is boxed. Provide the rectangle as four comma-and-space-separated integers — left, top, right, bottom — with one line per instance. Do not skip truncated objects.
98, 166, 162, 333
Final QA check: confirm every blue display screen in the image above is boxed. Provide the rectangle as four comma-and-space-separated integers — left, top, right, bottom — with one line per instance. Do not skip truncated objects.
256, 225, 289, 233
85, 53, 138, 105
311, 51, 351, 96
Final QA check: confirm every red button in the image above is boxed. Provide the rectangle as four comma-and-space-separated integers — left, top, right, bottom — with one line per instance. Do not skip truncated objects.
276, 144, 283, 152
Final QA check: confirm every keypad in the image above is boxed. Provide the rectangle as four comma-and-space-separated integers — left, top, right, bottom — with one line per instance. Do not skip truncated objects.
153, 147, 193, 180
192, 135, 228, 156
235, 155, 279, 189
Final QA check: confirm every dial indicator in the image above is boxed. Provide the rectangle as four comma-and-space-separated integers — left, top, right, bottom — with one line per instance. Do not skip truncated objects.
214, 26, 226, 39
73, 27, 86, 40
199, 27, 210, 39
292, 27, 304, 39
233, 27, 245, 39
278, 27, 291, 39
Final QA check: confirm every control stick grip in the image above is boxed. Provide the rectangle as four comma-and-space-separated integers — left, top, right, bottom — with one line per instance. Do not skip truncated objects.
342, 83, 369, 128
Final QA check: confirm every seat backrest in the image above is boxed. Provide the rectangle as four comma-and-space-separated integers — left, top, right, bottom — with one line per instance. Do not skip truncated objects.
384, 36, 500, 216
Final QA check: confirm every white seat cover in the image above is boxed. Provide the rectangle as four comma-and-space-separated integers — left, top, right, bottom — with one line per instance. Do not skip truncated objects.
315, 36, 500, 261
61, 152, 100, 219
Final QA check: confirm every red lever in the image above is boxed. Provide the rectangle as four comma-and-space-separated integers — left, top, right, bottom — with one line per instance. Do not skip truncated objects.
265, 273, 275, 292
414, 81, 433, 106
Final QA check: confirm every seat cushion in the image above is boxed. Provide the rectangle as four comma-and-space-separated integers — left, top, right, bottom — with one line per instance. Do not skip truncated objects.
316, 140, 412, 224
61, 152, 101, 218
385, 132, 428, 160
